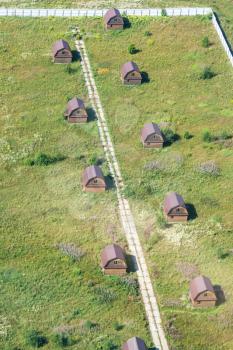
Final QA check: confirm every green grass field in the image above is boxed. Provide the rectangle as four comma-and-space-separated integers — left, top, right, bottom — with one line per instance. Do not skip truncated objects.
0, 18, 151, 350
83, 16, 233, 349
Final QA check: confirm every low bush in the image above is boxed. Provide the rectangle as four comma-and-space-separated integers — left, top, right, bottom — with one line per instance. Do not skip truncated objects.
218, 130, 232, 141
201, 36, 210, 48
128, 44, 137, 54
53, 332, 73, 347
144, 30, 152, 37
199, 66, 216, 80
183, 131, 193, 140
83, 320, 97, 331
163, 128, 179, 146
26, 330, 48, 348
202, 130, 213, 143
92, 338, 118, 350
65, 65, 77, 74
113, 321, 124, 331
25, 153, 65, 166
217, 248, 230, 260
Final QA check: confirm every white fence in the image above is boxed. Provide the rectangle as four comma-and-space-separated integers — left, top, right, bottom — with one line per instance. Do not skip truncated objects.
212, 13, 233, 67
0, 6, 232, 67
0, 7, 212, 17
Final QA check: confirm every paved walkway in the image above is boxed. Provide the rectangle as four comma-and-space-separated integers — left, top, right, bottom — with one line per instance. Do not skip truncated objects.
74, 30, 169, 350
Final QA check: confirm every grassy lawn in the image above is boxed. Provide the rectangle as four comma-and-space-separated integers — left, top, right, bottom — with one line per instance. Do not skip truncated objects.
83, 16, 233, 350
0, 17, 151, 350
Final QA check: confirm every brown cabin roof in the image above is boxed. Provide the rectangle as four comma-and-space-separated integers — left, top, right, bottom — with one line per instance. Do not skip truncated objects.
141, 123, 163, 143
164, 192, 186, 215
122, 337, 148, 350
67, 97, 85, 117
190, 276, 216, 301
104, 8, 122, 24
52, 39, 71, 56
101, 244, 126, 268
83, 165, 104, 187
121, 61, 140, 79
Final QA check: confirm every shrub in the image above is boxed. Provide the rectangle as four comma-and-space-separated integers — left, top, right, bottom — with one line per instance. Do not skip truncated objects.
94, 338, 117, 350
25, 153, 65, 166
53, 332, 73, 347
123, 185, 136, 198
113, 321, 124, 331
144, 30, 152, 37
199, 66, 215, 80
128, 44, 137, 55
202, 36, 210, 48
218, 130, 232, 141
197, 160, 220, 176
83, 320, 96, 330
217, 248, 230, 260
202, 130, 213, 143
163, 128, 179, 145
183, 131, 193, 140
26, 330, 48, 348
65, 65, 77, 74
161, 8, 167, 16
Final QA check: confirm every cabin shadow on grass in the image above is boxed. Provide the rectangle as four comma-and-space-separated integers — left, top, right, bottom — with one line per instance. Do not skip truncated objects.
72, 50, 81, 62
104, 174, 115, 190
163, 133, 181, 147
141, 71, 150, 84
86, 107, 97, 122
123, 17, 131, 29
186, 203, 198, 221
214, 284, 226, 306
126, 254, 138, 273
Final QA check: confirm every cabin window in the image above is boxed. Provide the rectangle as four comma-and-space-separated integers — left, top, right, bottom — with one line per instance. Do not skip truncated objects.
93, 179, 98, 184
197, 301, 201, 304
176, 208, 180, 213
204, 292, 208, 296
131, 72, 135, 76
114, 260, 119, 264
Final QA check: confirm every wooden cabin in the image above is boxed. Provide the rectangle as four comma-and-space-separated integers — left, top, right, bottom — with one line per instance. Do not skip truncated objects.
141, 123, 164, 148
82, 165, 106, 192
121, 61, 142, 85
52, 39, 72, 63
104, 8, 124, 30
101, 244, 127, 275
163, 192, 188, 222
189, 275, 217, 307
122, 337, 148, 350
64, 97, 87, 123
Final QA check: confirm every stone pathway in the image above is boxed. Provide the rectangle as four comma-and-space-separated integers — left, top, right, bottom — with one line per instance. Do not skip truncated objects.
74, 30, 169, 350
